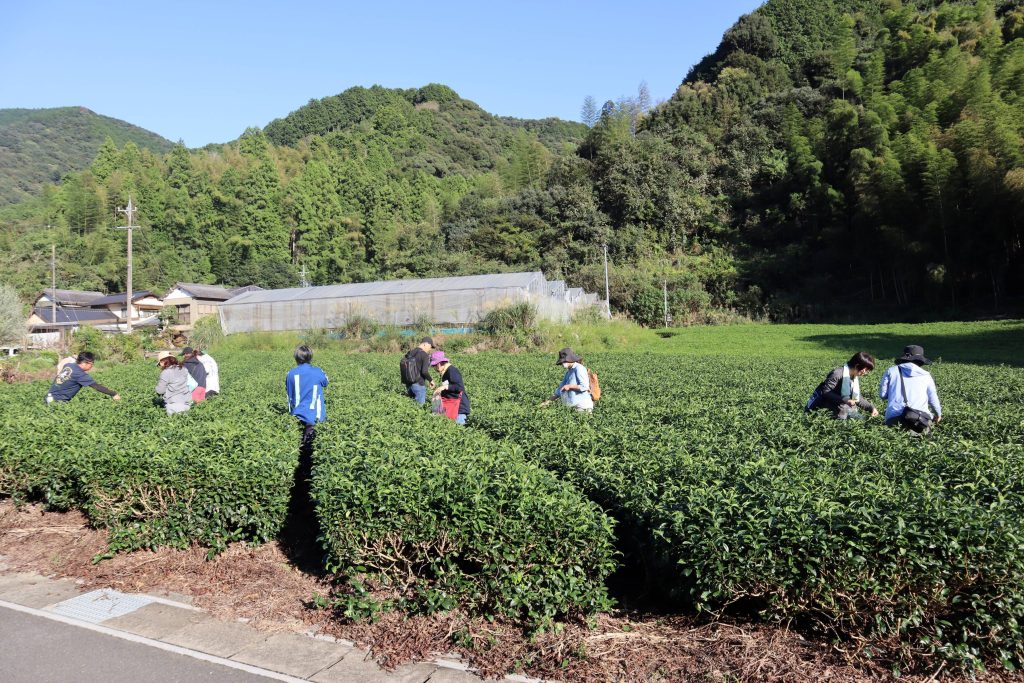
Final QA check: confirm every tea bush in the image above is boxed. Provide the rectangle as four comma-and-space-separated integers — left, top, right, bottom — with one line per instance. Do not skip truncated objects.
311, 360, 616, 625
0, 357, 296, 554
4, 335, 1024, 670
452, 352, 1024, 670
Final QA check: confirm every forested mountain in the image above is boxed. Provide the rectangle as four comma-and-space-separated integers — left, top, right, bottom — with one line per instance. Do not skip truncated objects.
0, 107, 175, 206
1, 0, 1022, 323
621, 0, 1024, 319
0, 85, 586, 297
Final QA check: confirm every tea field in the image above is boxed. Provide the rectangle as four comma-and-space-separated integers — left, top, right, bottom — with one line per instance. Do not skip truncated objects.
1, 321, 1022, 672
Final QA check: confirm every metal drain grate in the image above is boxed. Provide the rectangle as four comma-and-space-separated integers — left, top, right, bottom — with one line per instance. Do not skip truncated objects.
45, 589, 156, 624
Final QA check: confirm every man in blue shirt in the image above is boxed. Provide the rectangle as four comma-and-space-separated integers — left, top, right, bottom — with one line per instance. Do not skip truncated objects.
284, 345, 329, 547
285, 345, 329, 456
46, 352, 120, 404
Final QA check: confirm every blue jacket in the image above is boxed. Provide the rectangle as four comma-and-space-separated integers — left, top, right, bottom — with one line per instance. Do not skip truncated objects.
286, 363, 329, 425
879, 363, 942, 422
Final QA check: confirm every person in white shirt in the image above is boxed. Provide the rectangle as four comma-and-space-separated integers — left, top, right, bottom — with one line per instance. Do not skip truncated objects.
195, 348, 220, 396
879, 344, 943, 433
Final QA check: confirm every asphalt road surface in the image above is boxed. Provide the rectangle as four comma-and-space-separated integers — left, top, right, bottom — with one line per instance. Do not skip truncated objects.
0, 605, 281, 683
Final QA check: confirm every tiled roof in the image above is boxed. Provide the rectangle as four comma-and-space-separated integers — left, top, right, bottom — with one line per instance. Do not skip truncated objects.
38, 288, 106, 306
89, 291, 156, 306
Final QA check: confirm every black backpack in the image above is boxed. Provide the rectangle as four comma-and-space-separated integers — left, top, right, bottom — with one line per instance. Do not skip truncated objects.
400, 350, 420, 385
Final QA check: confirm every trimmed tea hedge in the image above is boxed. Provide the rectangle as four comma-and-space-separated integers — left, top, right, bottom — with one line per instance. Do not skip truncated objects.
0, 359, 297, 554
311, 361, 617, 624
456, 352, 1024, 670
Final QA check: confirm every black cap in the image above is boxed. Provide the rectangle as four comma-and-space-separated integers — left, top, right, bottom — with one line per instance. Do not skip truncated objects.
180, 347, 194, 356
420, 337, 434, 347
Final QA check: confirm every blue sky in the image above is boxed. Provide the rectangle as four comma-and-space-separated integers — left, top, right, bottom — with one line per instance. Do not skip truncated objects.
1, 1, 763, 147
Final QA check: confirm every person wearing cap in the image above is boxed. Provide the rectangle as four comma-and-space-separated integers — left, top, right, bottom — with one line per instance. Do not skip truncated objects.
430, 351, 470, 425
879, 345, 943, 432
180, 347, 207, 403
543, 348, 593, 412
155, 351, 192, 415
45, 351, 121, 404
194, 348, 220, 397
400, 337, 435, 405
805, 351, 879, 420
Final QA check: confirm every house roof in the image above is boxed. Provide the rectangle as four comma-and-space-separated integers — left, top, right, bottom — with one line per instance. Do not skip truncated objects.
222, 272, 545, 306
37, 288, 106, 306
133, 315, 161, 328
168, 283, 234, 301
31, 306, 119, 327
90, 290, 156, 306
228, 284, 264, 296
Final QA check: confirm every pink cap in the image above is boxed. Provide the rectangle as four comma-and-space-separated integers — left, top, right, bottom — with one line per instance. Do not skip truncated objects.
429, 351, 450, 366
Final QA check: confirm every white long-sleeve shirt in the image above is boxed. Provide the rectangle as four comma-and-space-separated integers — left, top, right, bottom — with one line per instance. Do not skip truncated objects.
198, 353, 220, 393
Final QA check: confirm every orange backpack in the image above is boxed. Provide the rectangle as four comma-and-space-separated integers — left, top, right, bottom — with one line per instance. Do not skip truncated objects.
588, 368, 601, 401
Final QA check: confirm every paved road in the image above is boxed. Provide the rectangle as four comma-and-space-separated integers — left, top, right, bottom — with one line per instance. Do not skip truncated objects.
0, 605, 281, 683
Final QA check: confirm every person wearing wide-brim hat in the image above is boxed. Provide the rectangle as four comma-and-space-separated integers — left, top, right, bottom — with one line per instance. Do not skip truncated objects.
542, 347, 593, 412
155, 350, 192, 415
879, 344, 943, 432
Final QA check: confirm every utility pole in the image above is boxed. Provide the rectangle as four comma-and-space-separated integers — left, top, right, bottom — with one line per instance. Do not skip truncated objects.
114, 197, 138, 335
602, 243, 611, 319
51, 242, 58, 347
663, 281, 669, 328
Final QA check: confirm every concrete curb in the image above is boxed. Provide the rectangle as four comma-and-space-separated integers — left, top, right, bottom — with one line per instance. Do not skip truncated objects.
0, 570, 546, 682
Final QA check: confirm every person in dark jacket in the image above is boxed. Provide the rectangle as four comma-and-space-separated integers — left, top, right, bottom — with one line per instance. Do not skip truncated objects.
180, 347, 207, 402
805, 351, 879, 420
45, 351, 120, 404
430, 351, 470, 425
401, 337, 435, 405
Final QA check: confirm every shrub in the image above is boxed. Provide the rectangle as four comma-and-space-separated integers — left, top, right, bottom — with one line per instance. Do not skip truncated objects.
69, 325, 107, 359
0, 356, 296, 555
300, 327, 334, 350
312, 363, 616, 625
479, 302, 537, 335
340, 314, 379, 339
106, 333, 144, 363
0, 284, 25, 346
189, 314, 224, 351
462, 352, 1024, 672
571, 305, 607, 325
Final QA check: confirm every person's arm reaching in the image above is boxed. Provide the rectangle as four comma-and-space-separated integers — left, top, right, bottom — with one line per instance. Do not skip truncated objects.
90, 383, 119, 399
928, 377, 942, 421
419, 352, 432, 384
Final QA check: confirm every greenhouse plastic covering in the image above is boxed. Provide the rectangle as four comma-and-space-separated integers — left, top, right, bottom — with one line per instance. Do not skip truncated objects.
219, 271, 602, 334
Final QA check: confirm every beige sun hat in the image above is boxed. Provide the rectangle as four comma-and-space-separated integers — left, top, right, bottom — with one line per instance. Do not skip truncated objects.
157, 350, 174, 363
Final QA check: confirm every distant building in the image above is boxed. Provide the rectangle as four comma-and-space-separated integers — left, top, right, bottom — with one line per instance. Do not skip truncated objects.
88, 291, 164, 332
162, 283, 263, 331
26, 306, 120, 347
34, 288, 105, 309
218, 271, 599, 334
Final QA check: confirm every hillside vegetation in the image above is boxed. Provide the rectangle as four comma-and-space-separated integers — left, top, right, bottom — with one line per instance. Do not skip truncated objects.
0, 0, 1021, 322
0, 107, 175, 205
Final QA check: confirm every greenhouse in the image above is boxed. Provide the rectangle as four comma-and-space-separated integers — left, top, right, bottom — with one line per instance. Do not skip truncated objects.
218, 271, 601, 334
